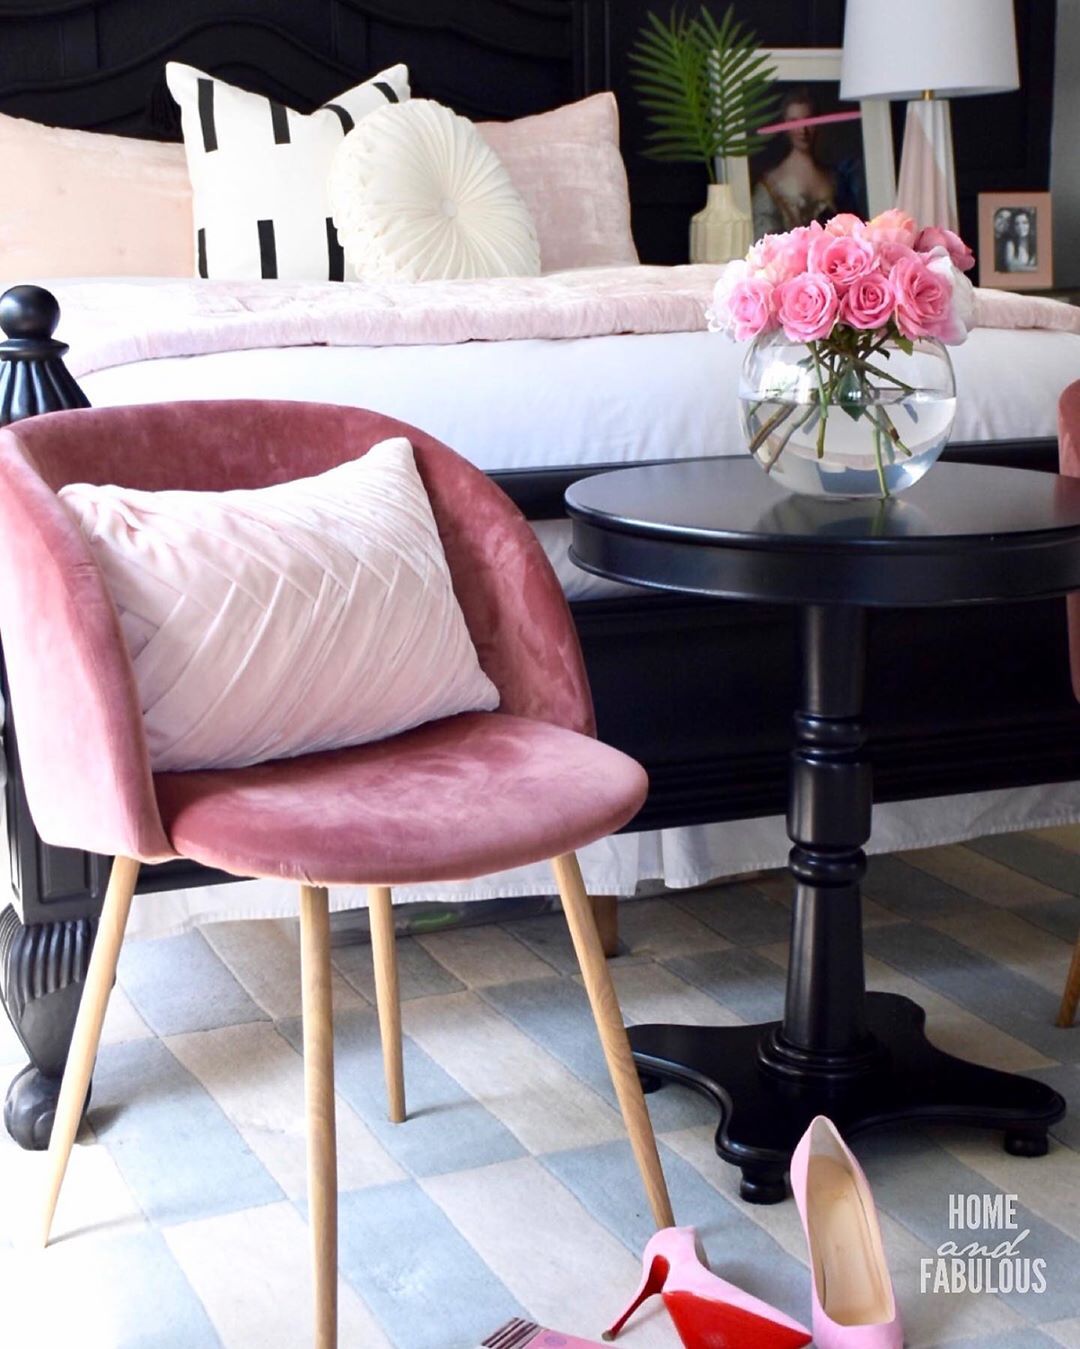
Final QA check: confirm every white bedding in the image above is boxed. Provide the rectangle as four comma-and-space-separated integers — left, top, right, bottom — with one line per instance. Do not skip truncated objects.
81, 326, 1076, 471
62, 317, 1080, 935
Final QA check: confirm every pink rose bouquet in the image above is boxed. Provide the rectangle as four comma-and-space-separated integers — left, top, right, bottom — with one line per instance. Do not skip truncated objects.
707, 212, 974, 496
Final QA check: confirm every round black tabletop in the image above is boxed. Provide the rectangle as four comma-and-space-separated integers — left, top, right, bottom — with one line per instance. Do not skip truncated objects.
566, 458, 1080, 607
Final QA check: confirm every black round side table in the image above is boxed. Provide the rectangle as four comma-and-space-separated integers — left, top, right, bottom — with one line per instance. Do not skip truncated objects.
566, 458, 1075, 1204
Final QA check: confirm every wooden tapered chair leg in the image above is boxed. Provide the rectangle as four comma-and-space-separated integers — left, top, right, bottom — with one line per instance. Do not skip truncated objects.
299, 884, 338, 1349
589, 894, 620, 959
368, 885, 405, 1123
552, 853, 675, 1230
1057, 934, 1080, 1028
40, 854, 140, 1247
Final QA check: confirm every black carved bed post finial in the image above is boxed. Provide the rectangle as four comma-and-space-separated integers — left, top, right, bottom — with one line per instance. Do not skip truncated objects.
0, 284, 98, 1150
0, 285, 89, 422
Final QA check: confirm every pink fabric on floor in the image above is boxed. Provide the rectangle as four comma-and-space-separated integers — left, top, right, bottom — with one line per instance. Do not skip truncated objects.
47, 272, 1080, 382
0, 402, 600, 865
155, 712, 648, 885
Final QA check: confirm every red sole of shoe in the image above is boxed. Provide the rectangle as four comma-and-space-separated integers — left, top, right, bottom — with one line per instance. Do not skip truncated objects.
664, 1289, 813, 1349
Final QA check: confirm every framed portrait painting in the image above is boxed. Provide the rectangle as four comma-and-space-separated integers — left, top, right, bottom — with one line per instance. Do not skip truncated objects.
978, 192, 1054, 290
723, 48, 896, 243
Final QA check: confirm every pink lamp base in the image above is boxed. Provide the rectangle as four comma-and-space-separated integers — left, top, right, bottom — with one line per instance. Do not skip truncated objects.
896, 97, 959, 232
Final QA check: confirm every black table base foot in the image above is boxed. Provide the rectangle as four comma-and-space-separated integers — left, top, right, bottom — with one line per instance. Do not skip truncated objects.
631, 991, 1066, 1205
1004, 1129, 1050, 1158
3, 1064, 91, 1151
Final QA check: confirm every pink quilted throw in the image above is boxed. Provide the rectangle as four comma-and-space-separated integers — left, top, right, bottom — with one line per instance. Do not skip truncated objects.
49, 268, 1080, 384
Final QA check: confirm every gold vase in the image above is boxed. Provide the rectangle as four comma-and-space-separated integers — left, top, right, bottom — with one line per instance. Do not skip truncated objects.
689, 182, 752, 264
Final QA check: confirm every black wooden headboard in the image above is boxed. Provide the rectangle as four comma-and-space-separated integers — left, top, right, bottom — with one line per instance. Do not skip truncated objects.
0, 0, 610, 134
0, 0, 1058, 266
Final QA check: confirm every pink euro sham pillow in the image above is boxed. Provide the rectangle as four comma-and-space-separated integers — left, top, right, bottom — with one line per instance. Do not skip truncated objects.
477, 93, 638, 273
0, 113, 193, 283
59, 438, 499, 771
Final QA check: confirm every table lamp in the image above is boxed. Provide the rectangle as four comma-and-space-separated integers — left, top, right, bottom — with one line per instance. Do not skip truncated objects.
840, 0, 1019, 231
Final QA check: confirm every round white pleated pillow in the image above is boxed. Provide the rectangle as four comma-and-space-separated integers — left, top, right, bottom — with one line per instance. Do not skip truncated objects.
329, 99, 541, 282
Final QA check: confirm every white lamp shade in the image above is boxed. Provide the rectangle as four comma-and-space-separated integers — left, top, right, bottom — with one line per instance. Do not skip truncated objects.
841, 0, 1020, 100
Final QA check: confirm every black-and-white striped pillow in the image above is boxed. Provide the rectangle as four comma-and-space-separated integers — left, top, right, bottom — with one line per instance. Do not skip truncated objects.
166, 62, 409, 281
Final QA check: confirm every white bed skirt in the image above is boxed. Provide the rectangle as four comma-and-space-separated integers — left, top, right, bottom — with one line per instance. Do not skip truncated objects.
121, 780, 1080, 939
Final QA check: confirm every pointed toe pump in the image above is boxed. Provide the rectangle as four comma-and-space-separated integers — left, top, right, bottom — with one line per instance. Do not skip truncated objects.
791, 1116, 903, 1349
603, 1226, 811, 1349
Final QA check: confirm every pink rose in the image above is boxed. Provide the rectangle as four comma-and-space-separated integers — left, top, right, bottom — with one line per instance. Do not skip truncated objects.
706, 260, 748, 333
876, 242, 917, 274
779, 222, 822, 276
776, 273, 840, 343
747, 233, 789, 280
726, 277, 776, 340
747, 226, 821, 283
808, 232, 877, 289
824, 213, 866, 238
891, 254, 963, 342
915, 225, 975, 272
840, 273, 896, 330
925, 252, 974, 344
865, 208, 918, 248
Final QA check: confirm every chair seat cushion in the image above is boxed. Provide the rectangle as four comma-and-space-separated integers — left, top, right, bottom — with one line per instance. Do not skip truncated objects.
154, 712, 648, 885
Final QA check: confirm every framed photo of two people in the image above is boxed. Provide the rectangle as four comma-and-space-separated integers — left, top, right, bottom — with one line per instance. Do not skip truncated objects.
978, 191, 1054, 290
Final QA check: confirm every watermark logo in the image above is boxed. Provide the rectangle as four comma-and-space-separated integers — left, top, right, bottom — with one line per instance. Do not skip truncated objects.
920, 1193, 1047, 1296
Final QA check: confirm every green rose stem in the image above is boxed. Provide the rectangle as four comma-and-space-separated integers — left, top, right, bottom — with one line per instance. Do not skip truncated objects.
809, 341, 830, 459
762, 404, 816, 471
746, 402, 797, 454
872, 420, 889, 499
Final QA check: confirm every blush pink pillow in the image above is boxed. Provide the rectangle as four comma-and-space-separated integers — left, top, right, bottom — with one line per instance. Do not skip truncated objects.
478, 93, 638, 273
0, 113, 193, 283
59, 438, 499, 771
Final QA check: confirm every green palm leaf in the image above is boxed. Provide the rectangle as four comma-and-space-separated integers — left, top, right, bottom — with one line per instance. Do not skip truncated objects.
630, 5, 777, 178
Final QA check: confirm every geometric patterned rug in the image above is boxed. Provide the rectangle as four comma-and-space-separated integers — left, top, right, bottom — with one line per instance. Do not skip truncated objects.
2, 828, 1079, 1348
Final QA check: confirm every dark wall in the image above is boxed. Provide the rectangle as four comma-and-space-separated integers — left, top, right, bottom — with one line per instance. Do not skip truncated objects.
0, 0, 1057, 271
612, 0, 1057, 267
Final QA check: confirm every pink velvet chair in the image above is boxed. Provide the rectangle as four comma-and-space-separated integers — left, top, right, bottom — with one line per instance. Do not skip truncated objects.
0, 400, 674, 1349
1059, 379, 1080, 1029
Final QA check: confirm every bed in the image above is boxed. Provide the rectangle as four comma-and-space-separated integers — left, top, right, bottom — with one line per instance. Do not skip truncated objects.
1, 0, 1079, 1148
4, 275, 1080, 927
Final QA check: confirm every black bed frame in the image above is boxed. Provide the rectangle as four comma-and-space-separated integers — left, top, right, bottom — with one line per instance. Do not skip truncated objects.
0, 0, 1074, 1150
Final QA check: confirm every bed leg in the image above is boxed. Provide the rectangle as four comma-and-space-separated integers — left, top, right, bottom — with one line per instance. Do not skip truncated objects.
0, 905, 97, 1150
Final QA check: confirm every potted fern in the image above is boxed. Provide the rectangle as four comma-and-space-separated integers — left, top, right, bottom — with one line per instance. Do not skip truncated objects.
631, 5, 776, 262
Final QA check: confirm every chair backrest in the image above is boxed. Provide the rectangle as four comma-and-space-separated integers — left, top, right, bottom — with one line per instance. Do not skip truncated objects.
1061, 381, 1080, 703
1061, 380, 1080, 478
0, 401, 594, 860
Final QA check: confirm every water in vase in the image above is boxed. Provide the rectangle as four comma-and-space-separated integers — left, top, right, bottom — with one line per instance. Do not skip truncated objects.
740, 389, 958, 499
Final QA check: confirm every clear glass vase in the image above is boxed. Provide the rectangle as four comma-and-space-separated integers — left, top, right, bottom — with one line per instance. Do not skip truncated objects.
738, 330, 957, 499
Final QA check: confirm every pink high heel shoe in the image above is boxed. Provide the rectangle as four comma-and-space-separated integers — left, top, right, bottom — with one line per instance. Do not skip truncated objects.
790, 1117, 902, 1349
603, 1226, 811, 1348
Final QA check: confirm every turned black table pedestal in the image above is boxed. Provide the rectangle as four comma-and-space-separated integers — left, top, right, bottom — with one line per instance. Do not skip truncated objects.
567, 458, 1072, 1204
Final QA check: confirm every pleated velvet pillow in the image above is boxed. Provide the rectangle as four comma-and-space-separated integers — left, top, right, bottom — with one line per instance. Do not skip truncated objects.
59, 439, 499, 772
329, 100, 541, 281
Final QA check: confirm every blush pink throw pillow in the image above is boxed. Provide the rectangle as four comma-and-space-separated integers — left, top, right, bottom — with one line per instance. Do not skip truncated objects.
59, 438, 499, 771
0, 113, 193, 283
477, 93, 638, 273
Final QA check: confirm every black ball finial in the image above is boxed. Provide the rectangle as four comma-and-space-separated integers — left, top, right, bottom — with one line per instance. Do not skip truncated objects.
0, 286, 61, 342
